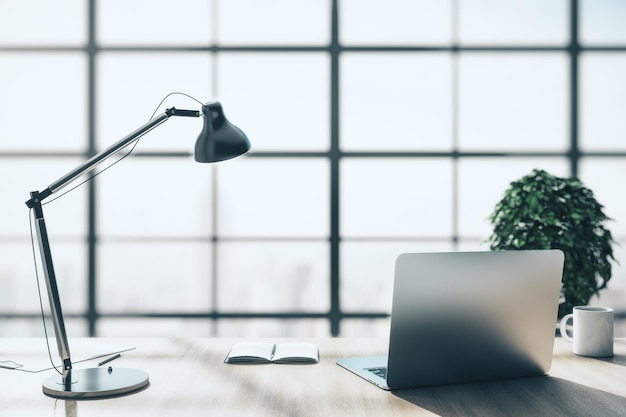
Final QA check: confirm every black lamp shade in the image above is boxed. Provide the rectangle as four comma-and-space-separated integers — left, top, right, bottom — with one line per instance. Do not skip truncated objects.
194, 101, 251, 163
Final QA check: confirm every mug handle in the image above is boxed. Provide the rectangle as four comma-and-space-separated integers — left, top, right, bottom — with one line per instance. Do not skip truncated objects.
560, 313, 574, 342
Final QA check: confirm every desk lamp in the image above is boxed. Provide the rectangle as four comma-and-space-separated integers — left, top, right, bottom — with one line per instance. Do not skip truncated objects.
25, 100, 250, 399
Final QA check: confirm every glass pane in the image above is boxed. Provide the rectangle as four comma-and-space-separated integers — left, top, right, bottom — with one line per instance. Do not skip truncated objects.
97, 158, 213, 237
98, 241, 213, 313
581, 0, 626, 45
218, 53, 329, 151
46, 319, 88, 339
2, 242, 86, 315
0, 319, 88, 338
340, 53, 453, 151
589, 241, 626, 322
456, 240, 491, 252
216, 319, 329, 338
217, 158, 329, 237
582, 157, 626, 321
579, 158, 626, 237
0, 319, 47, 337
341, 158, 453, 237
340, 319, 391, 338
97, 0, 212, 46
0, 242, 42, 314
1, 159, 87, 238
218, 0, 330, 45
340, 0, 452, 45
40, 241, 87, 314
457, 158, 570, 239
580, 53, 626, 151
97, 53, 212, 152
217, 242, 329, 312
98, 319, 213, 337
459, 53, 568, 151
0, 241, 86, 314
459, 0, 568, 45
341, 241, 454, 312
0, 0, 86, 46
0, 53, 86, 151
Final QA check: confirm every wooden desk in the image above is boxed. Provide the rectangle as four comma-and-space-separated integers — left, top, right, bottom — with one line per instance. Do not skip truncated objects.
2, 337, 626, 416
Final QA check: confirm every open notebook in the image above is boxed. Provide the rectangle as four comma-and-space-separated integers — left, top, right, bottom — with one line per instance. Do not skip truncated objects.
225, 341, 319, 364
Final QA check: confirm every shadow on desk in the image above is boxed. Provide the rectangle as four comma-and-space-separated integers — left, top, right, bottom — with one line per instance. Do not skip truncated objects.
393, 375, 626, 417
599, 352, 626, 367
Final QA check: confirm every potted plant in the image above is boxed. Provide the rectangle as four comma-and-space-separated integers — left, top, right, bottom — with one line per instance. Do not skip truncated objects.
487, 169, 615, 318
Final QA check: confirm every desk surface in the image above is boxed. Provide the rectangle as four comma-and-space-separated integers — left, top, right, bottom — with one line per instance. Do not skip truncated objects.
2, 337, 626, 417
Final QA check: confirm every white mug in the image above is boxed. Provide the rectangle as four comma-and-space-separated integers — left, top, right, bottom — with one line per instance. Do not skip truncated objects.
559, 306, 614, 357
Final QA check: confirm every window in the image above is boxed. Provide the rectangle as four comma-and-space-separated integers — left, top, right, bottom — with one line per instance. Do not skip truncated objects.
1, 0, 624, 338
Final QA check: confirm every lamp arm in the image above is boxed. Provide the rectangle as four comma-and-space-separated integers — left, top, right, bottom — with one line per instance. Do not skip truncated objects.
29, 192, 73, 383
26, 107, 200, 208
24, 106, 199, 386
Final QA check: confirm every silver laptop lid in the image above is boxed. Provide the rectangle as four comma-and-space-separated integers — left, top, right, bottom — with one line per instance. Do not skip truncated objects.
387, 250, 564, 389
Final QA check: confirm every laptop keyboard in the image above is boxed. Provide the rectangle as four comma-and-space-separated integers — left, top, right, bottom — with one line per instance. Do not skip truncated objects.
366, 367, 387, 379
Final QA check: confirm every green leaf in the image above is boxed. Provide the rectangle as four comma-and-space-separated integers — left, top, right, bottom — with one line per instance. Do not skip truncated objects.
488, 168, 615, 318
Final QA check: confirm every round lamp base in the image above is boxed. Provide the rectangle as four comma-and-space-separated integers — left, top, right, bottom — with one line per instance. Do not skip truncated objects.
43, 367, 149, 400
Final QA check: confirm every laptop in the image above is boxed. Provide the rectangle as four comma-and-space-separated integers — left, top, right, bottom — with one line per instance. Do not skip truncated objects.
336, 249, 564, 390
